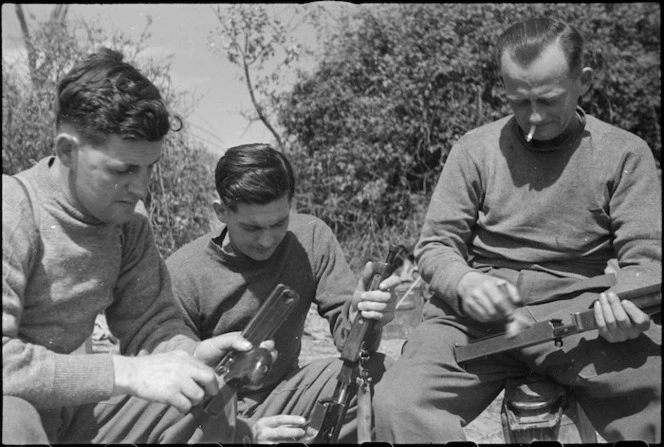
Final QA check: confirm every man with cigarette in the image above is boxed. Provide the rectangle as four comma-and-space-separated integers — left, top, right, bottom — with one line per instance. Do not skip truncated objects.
373, 17, 661, 443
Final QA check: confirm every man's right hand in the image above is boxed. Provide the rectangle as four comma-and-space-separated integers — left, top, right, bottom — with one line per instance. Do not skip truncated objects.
252, 415, 315, 443
112, 350, 218, 413
457, 271, 522, 322
111, 332, 268, 414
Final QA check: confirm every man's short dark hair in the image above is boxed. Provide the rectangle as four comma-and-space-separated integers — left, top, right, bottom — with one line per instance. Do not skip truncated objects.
215, 143, 296, 211
495, 18, 585, 76
56, 47, 175, 144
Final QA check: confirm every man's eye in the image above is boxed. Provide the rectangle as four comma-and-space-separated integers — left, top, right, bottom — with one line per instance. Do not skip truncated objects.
114, 167, 137, 175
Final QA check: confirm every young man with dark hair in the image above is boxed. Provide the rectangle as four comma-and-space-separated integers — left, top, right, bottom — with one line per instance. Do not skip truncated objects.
2, 48, 276, 444
166, 143, 401, 443
373, 18, 661, 443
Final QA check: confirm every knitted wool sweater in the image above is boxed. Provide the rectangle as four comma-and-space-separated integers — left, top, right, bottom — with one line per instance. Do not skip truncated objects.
2, 157, 198, 409
416, 109, 662, 314
166, 213, 378, 391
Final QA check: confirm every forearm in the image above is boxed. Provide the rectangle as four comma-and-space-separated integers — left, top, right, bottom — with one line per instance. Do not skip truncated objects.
415, 143, 483, 314
3, 337, 114, 409
416, 237, 477, 315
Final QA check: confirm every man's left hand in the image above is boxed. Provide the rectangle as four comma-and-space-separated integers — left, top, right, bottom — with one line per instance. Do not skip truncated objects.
193, 332, 277, 369
594, 291, 651, 343
350, 261, 402, 327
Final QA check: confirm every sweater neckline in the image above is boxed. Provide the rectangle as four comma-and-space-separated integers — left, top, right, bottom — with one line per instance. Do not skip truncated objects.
517, 107, 586, 153
210, 227, 268, 267
33, 157, 108, 225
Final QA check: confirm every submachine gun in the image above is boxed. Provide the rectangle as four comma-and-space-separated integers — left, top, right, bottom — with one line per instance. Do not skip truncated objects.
306, 244, 403, 444
453, 282, 661, 443
454, 282, 661, 363
203, 284, 300, 416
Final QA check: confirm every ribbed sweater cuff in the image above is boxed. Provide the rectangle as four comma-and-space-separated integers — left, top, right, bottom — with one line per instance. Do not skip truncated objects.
54, 353, 114, 406
431, 263, 476, 315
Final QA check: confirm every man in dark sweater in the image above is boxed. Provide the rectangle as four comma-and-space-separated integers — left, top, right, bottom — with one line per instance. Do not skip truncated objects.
373, 18, 661, 443
166, 143, 401, 443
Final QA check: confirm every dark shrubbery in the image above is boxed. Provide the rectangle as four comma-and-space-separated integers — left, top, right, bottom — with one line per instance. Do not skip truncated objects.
278, 3, 661, 267
4, 5, 659, 268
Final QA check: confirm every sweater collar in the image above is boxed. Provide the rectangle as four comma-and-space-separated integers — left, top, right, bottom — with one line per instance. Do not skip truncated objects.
517, 106, 587, 153
32, 156, 107, 225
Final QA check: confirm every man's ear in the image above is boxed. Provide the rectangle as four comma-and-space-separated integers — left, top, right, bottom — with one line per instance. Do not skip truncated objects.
212, 199, 229, 224
54, 132, 79, 168
579, 67, 593, 96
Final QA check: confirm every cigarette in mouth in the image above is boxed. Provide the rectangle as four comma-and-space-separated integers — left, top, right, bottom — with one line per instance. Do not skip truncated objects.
526, 124, 536, 142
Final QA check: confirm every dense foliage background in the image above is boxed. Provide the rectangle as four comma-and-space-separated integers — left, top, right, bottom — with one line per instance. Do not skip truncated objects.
3, 3, 660, 269
278, 3, 661, 266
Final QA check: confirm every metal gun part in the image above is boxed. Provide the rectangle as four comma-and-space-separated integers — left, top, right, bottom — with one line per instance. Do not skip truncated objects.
454, 282, 661, 364
203, 284, 300, 415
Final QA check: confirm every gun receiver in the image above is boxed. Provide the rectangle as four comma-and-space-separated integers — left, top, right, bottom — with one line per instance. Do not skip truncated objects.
308, 244, 403, 444
454, 282, 661, 364
203, 284, 300, 416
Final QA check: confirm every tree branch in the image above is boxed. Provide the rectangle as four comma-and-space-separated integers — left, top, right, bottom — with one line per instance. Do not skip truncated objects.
15, 4, 37, 85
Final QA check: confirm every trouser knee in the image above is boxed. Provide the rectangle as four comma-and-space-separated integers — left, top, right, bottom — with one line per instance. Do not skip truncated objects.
373, 379, 410, 417
3, 395, 50, 443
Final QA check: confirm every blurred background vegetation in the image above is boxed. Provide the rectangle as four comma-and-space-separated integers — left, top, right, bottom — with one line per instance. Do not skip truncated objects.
3, 3, 660, 271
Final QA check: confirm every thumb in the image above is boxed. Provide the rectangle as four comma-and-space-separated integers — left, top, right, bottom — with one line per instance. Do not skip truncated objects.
195, 331, 252, 364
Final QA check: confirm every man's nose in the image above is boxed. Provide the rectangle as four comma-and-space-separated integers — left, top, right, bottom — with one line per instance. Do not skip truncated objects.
528, 102, 545, 124
257, 229, 275, 247
128, 167, 150, 199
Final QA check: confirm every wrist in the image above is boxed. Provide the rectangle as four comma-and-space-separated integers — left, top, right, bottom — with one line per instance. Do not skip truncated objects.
111, 355, 134, 396
456, 271, 483, 316
456, 271, 482, 296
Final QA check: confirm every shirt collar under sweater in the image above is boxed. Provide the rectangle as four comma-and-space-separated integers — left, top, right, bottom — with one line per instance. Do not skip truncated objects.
514, 106, 587, 153
210, 226, 287, 268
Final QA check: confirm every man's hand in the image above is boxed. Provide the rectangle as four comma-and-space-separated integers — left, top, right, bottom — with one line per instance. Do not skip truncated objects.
594, 290, 651, 343
350, 261, 402, 327
112, 333, 278, 414
457, 272, 522, 322
195, 332, 278, 386
252, 415, 314, 443
112, 350, 220, 414
194, 331, 254, 366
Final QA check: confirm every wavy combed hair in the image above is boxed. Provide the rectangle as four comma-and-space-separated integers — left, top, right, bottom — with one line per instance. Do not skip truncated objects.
215, 143, 295, 211
495, 18, 585, 76
56, 47, 175, 144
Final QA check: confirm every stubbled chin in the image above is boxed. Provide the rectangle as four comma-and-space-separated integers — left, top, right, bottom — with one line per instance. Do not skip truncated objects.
250, 250, 274, 261
109, 204, 137, 224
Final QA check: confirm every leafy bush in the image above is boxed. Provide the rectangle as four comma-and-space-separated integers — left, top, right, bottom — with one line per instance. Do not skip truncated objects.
278, 3, 661, 262
2, 13, 216, 258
